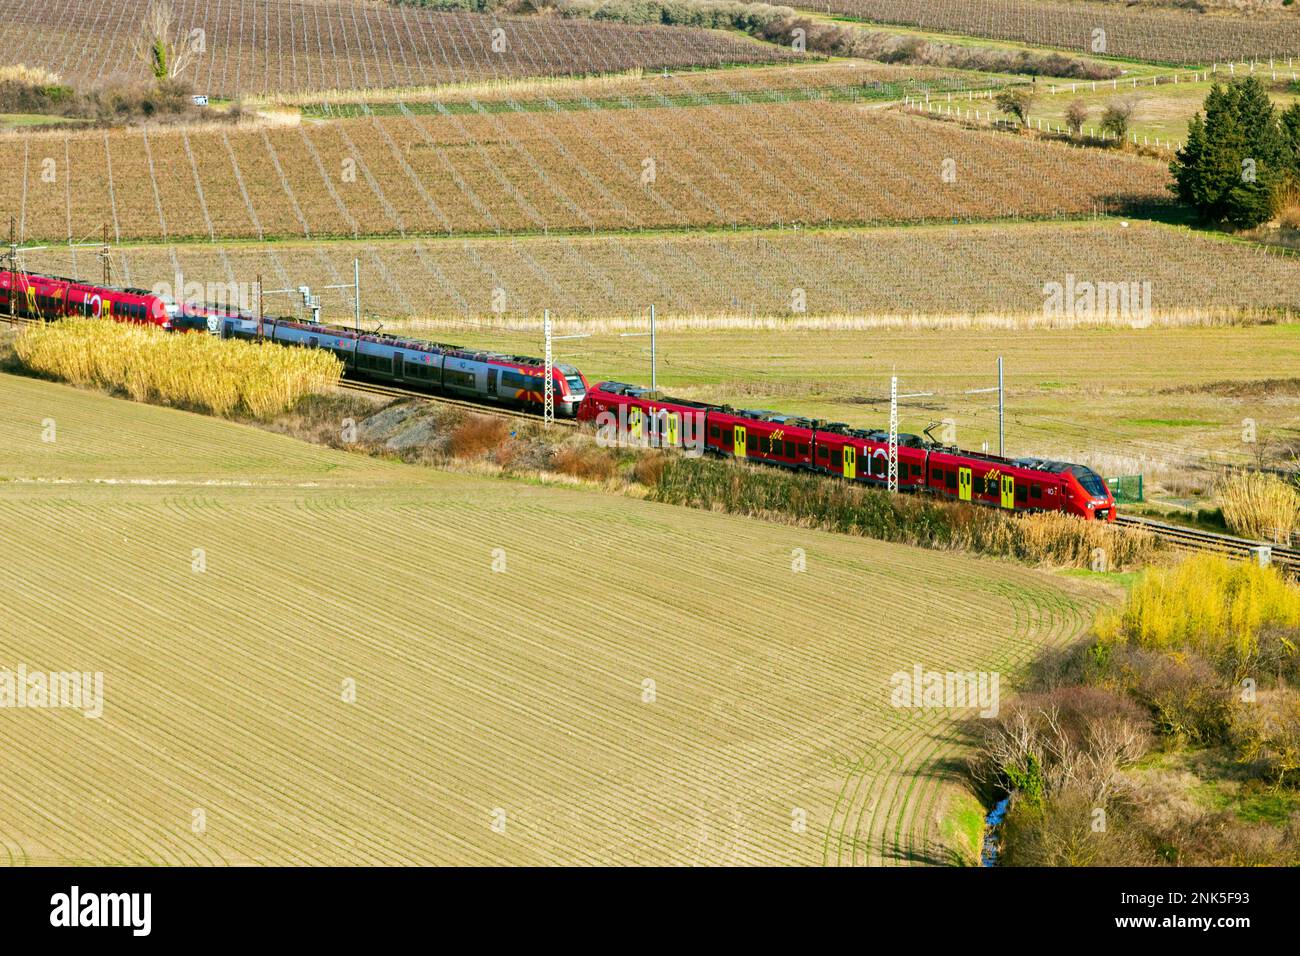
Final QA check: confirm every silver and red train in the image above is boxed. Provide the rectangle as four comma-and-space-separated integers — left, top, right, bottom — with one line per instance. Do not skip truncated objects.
4, 269, 1115, 517
217, 314, 589, 416
0, 269, 587, 416
577, 381, 1117, 520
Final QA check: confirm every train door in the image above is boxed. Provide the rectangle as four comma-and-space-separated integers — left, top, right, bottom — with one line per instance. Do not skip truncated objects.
665, 411, 679, 447
487, 368, 498, 397
392, 351, 404, 380
1001, 474, 1015, 510
844, 445, 857, 480
958, 466, 972, 501
629, 406, 643, 442
734, 424, 747, 459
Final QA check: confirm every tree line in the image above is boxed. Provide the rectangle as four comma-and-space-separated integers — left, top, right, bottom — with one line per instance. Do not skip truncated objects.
1172, 76, 1300, 229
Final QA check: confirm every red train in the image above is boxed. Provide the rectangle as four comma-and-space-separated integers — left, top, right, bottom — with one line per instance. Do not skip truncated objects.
0, 271, 179, 329
578, 381, 1116, 520
6, 267, 1115, 519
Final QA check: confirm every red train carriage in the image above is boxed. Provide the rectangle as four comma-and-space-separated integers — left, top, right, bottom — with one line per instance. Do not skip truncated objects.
704, 408, 815, 468
0, 271, 175, 328
578, 381, 713, 448
925, 447, 1060, 514
578, 381, 1117, 521
814, 424, 928, 489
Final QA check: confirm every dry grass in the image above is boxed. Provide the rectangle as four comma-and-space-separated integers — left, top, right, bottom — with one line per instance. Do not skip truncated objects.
448, 413, 511, 459
0, 63, 62, 85
651, 454, 1162, 569
14, 319, 341, 418
551, 442, 620, 482
1218, 471, 1300, 542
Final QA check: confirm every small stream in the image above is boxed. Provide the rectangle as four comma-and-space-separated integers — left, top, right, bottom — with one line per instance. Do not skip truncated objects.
981, 796, 1011, 867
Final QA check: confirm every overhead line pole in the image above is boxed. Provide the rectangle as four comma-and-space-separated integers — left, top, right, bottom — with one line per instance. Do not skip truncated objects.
619, 304, 658, 394
5, 216, 47, 325
650, 303, 656, 395
543, 309, 554, 428
999, 356, 1005, 457
964, 355, 1006, 457
889, 376, 898, 493
888, 371, 934, 494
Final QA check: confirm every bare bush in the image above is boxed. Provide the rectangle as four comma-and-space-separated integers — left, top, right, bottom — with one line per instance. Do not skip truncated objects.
449, 414, 510, 459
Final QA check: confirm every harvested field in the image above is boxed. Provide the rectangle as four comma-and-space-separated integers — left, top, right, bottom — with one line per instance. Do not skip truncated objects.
25, 221, 1299, 324
824, 0, 1300, 65
0, 372, 1110, 865
6, 101, 1169, 244
0, 0, 792, 97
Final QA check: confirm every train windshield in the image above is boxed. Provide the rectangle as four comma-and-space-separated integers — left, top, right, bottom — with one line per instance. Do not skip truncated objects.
1068, 465, 1109, 498
564, 375, 585, 395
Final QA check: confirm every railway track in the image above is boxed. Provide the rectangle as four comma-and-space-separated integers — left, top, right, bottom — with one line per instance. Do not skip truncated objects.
337, 376, 577, 428
1117, 513, 1300, 578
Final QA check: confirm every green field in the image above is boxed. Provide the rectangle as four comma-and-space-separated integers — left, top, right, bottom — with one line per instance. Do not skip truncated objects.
0, 372, 1111, 865
1025, 73, 1300, 144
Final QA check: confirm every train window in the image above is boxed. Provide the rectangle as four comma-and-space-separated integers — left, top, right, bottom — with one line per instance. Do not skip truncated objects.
945, 472, 958, 490
932, 469, 942, 482
720, 430, 731, 446
817, 446, 828, 459
758, 437, 770, 454
798, 443, 809, 457
746, 433, 756, 451
786, 441, 797, 457
1030, 485, 1043, 500
913, 465, 922, 477
444, 368, 476, 389
1016, 485, 1028, 503
709, 425, 720, 439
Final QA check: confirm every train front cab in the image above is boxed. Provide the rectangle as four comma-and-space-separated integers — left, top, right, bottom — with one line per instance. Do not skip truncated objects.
1059, 464, 1116, 521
